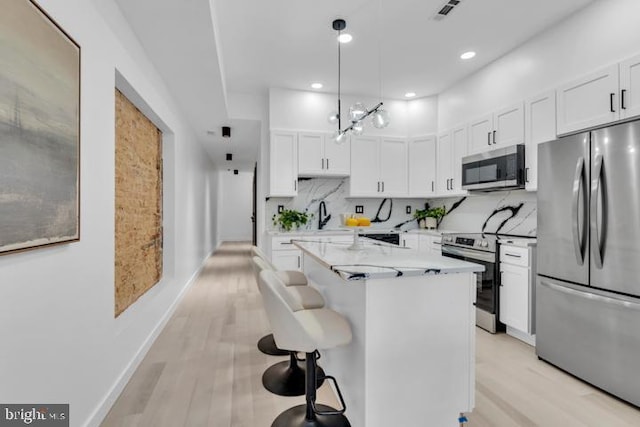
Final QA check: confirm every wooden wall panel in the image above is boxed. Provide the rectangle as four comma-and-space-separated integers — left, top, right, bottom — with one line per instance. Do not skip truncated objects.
114, 89, 163, 317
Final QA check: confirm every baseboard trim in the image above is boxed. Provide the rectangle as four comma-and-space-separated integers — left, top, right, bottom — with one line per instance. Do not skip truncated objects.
84, 248, 215, 427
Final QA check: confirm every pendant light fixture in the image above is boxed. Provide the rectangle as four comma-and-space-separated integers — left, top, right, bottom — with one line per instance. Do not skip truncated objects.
328, 13, 389, 144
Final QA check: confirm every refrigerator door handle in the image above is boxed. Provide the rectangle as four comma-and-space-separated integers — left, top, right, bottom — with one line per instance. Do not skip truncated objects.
539, 279, 640, 311
591, 154, 604, 269
572, 157, 586, 265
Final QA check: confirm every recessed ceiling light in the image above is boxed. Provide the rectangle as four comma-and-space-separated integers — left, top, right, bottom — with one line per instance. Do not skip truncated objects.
460, 51, 476, 60
405, 92, 417, 98
311, 83, 323, 89
337, 33, 353, 43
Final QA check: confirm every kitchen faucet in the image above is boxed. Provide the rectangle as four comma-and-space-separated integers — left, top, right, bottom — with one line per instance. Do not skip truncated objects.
318, 201, 331, 230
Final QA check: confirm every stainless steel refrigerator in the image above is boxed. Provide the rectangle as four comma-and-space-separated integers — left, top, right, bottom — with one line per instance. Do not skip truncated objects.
537, 119, 640, 407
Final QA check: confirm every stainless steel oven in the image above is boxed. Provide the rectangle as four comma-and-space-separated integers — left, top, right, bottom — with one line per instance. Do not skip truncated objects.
441, 233, 504, 333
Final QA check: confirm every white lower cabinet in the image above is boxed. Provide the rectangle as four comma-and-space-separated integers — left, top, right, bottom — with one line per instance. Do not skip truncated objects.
499, 244, 536, 345
271, 249, 303, 271
499, 262, 529, 333
400, 233, 442, 253
400, 234, 419, 249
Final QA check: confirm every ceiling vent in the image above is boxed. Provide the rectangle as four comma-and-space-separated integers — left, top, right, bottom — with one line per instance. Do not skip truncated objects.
433, 0, 463, 21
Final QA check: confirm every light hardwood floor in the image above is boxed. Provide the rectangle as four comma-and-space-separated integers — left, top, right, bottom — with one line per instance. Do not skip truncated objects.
102, 242, 640, 427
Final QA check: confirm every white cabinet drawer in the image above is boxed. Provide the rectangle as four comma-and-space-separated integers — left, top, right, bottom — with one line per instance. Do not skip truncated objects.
271, 235, 300, 250
500, 245, 529, 267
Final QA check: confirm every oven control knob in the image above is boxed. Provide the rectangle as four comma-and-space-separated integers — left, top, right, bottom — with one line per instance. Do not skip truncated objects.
444, 236, 452, 242
480, 240, 489, 248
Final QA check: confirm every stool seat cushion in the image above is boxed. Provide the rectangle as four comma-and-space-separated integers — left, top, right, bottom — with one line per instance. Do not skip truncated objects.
275, 270, 308, 286
287, 285, 325, 310
259, 270, 352, 353
293, 308, 352, 352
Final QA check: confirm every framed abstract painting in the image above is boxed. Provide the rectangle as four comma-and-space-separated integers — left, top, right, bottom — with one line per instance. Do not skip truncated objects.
0, 0, 80, 254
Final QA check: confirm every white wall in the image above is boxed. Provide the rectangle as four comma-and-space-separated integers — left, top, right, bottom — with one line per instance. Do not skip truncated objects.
227, 92, 269, 249
218, 170, 253, 241
438, 0, 640, 130
269, 87, 438, 137
0, 1, 219, 426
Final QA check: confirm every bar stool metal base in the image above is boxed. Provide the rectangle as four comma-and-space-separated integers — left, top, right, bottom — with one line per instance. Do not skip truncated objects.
271, 404, 351, 427
258, 334, 289, 356
262, 354, 325, 397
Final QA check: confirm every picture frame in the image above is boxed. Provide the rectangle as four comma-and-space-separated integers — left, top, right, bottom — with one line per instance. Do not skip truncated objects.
0, 0, 81, 255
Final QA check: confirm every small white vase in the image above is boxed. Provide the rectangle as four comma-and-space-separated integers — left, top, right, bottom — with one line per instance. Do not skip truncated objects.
419, 219, 426, 229
425, 217, 437, 230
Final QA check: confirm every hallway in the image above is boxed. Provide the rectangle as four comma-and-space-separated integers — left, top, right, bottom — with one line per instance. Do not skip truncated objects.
102, 242, 640, 427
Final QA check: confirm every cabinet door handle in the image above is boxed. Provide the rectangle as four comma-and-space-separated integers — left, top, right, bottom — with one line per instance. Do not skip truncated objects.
451, 178, 454, 189
621, 89, 627, 110
326, 158, 329, 169
377, 181, 380, 192
322, 158, 325, 169
610, 92, 616, 113
487, 132, 491, 146
382, 181, 385, 192
297, 256, 301, 269
499, 271, 504, 286
493, 130, 497, 144
505, 253, 522, 258
432, 181, 434, 192
525, 167, 529, 183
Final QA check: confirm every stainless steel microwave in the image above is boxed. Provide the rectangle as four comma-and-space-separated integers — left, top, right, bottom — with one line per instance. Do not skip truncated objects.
461, 144, 525, 191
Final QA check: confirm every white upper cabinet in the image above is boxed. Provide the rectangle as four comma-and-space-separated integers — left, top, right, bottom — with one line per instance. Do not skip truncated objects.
451, 125, 468, 194
556, 64, 619, 135
349, 135, 381, 197
437, 131, 452, 194
468, 114, 493, 154
619, 53, 640, 120
408, 136, 437, 197
468, 103, 524, 154
524, 90, 557, 191
380, 137, 408, 196
298, 132, 350, 177
349, 136, 408, 197
437, 125, 468, 196
269, 131, 298, 197
323, 135, 351, 175
494, 102, 524, 147
298, 132, 324, 175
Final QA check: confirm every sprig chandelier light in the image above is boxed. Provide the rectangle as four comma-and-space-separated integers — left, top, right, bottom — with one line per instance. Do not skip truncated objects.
328, 17, 389, 144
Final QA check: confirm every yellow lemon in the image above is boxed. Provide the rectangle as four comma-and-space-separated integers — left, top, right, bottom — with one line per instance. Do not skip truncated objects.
346, 217, 359, 227
357, 217, 371, 226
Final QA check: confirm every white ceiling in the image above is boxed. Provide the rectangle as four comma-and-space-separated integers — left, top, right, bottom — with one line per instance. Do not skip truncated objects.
114, 0, 596, 170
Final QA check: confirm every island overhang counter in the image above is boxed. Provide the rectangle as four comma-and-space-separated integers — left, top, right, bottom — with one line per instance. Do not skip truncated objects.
292, 239, 484, 427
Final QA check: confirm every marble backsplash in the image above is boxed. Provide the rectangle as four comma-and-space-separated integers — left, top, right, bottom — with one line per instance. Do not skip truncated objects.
428, 191, 537, 236
266, 178, 537, 236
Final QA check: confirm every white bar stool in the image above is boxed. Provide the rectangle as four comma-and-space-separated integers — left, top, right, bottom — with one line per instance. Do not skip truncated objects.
259, 270, 353, 427
251, 256, 326, 397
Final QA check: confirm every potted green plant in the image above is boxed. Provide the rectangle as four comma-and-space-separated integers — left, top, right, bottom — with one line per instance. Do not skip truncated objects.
272, 209, 312, 231
425, 206, 446, 229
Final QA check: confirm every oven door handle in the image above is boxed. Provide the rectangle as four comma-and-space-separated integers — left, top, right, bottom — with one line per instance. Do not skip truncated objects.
441, 245, 495, 263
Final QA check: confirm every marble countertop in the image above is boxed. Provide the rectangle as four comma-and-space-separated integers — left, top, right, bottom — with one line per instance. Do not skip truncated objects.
293, 239, 484, 281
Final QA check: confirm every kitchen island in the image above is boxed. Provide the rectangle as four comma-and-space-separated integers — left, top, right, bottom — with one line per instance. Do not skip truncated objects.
293, 239, 484, 427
